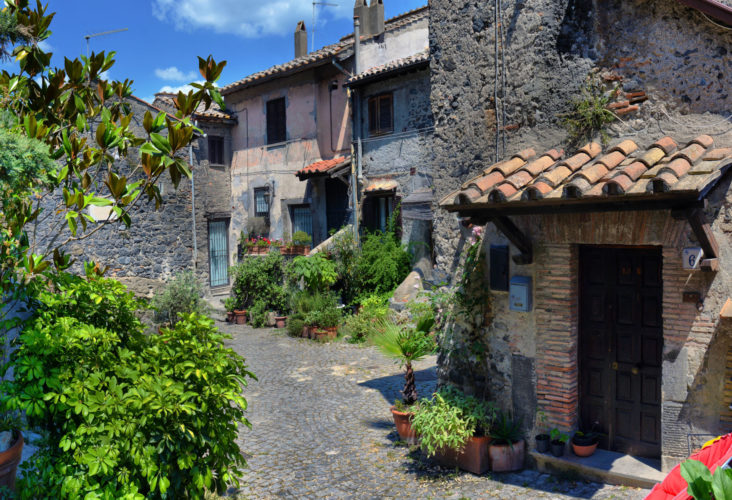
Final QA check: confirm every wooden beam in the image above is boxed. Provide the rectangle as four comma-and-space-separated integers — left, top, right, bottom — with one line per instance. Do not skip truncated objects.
492, 216, 533, 264
684, 209, 720, 272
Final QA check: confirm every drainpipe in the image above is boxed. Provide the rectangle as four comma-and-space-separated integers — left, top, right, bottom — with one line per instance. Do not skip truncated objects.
351, 16, 362, 243
190, 121, 199, 272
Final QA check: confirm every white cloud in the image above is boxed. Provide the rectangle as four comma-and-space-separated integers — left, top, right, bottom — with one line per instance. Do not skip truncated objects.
156, 81, 207, 95
155, 66, 198, 82
99, 70, 111, 81
152, 0, 350, 38
38, 40, 53, 52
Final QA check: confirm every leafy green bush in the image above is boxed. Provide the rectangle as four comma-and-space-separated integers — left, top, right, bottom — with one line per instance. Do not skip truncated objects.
151, 270, 209, 326
286, 316, 306, 337
292, 230, 312, 247
247, 299, 268, 328
286, 254, 337, 293
412, 387, 497, 457
328, 229, 361, 305
1, 274, 255, 498
354, 231, 411, 302
303, 292, 341, 328
342, 293, 390, 343
231, 252, 287, 313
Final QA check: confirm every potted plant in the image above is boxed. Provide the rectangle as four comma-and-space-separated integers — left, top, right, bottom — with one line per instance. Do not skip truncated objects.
489, 412, 525, 472
571, 423, 602, 457
0, 414, 23, 491
233, 309, 247, 325
372, 320, 436, 446
550, 428, 569, 457
304, 294, 342, 340
534, 410, 550, 453
274, 314, 287, 329
411, 387, 496, 474
291, 231, 312, 256
224, 297, 237, 323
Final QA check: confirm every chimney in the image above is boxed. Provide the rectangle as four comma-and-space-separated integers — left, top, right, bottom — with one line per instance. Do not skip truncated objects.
354, 0, 370, 36
295, 20, 307, 58
369, 0, 384, 37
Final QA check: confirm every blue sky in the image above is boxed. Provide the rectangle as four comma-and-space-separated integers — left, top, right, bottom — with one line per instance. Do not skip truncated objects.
19, 0, 427, 103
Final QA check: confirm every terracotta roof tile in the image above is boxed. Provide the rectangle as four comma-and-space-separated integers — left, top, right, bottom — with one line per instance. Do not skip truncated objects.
652, 136, 678, 155
365, 178, 399, 193
442, 134, 732, 211
347, 51, 429, 85
296, 156, 348, 179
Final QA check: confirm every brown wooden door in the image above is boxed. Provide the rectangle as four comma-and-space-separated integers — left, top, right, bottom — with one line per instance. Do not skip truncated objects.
579, 246, 662, 458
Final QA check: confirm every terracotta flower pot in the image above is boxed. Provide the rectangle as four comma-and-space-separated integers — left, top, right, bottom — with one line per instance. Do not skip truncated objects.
571, 441, 598, 457
314, 326, 337, 340
275, 316, 287, 328
302, 326, 311, 338
226, 311, 234, 323
429, 436, 491, 475
390, 406, 419, 445
233, 310, 247, 325
0, 431, 24, 491
489, 439, 525, 472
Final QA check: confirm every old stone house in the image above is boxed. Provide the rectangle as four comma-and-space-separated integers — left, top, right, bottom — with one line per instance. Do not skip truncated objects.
43, 95, 236, 297
429, 0, 732, 473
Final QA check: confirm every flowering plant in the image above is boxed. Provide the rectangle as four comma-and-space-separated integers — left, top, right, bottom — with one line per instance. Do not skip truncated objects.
255, 238, 271, 247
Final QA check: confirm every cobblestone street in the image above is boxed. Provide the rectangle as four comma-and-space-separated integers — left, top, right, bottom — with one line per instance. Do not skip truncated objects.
220, 322, 650, 500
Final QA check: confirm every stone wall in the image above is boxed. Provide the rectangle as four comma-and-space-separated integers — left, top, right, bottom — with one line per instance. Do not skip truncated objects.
32, 98, 231, 297
429, 0, 732, 275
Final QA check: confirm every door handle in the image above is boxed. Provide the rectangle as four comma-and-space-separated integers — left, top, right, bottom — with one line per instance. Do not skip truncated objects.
632, 364, 642, 375
611, 361, 618, 370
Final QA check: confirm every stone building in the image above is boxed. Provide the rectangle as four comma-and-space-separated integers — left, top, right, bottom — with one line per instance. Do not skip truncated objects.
44, 95, 235, 297
429, 0, 732, 472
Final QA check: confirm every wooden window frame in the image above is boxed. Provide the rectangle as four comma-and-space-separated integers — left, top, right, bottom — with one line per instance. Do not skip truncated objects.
368, 93, 394, 137
266, 97, 287, 145
208, 135, 224, 165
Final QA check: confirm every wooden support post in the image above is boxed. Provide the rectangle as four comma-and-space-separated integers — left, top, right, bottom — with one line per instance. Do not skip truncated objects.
492, 216, 533, 264
685, 208, 720, 272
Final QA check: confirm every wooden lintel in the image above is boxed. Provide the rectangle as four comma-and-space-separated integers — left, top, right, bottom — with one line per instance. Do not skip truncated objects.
701, 258, 719, 272
491, 216, 533, 264
685, 209, 720, 268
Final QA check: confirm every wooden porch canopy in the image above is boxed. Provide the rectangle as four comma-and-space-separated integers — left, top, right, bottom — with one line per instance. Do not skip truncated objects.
440, 135, 732, 268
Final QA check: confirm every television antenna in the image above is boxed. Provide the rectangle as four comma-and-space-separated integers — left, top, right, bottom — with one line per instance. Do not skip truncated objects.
312, 1, 338, 52
84, 28, 128, 58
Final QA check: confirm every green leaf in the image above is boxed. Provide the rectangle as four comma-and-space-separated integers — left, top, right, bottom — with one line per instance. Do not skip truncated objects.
681, 460, 713, 500
150, 133, 171, 154
712, 467, 732, 500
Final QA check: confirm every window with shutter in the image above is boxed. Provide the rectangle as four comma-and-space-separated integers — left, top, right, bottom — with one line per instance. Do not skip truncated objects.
208, 136, 224, 165
266, 97, 287, 145
367, 93, 393, 136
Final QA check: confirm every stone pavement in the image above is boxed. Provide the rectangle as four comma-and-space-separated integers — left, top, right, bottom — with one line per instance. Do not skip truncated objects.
219, 321, 651, 500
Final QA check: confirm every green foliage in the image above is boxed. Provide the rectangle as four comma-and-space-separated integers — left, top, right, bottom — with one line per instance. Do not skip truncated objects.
681, 459, 732, 500
328, 229, 360, 305
549, 428, 569, 444
0, 1, 226, 292
342, 294, 390, 343
1, 274, 254, 498
354, 230, 411, 302
561, 72, 618, 146
303, 292, 341, 328
411, 387, 497, 457
223, 296, 237, 312
151, 271, 209, 326
491, 412, 524, 446
286, 254, 337, 293
231, 252, 287, 313
247, 299, 268, 328
292, 231, 312, 247
371, 320, 434, 368
286, 316, 306, 338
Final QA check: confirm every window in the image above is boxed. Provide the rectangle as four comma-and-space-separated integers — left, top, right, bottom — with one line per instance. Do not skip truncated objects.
254, 188, 270, 217
266, 97, 286, 145
362, 194, 399, 234
368, 93, 393, 136
208, 136, 224, 165
290, 205, 312, 240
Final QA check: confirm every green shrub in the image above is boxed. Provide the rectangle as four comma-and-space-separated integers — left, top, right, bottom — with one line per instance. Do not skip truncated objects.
247, 299, 268, 328
302, 292, 341, 328
354, 231, 411, 302
411, 387, 497, 457
342, 294, 390, 343
328, 229, 361, 305
286, 316, 306, 337
151, 270, 209, 326
286, 254, 337, 293
1, 274, 255, 499
292, 230, 312, 247
231, 252, 287, 313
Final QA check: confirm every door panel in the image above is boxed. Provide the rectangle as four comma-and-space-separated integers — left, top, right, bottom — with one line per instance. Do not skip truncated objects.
208, 220, 229, 287
580, 246, 662, 458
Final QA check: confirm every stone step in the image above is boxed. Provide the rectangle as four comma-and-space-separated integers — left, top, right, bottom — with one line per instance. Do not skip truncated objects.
530, 448, 666, 489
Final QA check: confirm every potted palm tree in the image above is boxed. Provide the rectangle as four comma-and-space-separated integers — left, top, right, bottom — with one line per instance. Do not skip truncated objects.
372, 319, 435, 445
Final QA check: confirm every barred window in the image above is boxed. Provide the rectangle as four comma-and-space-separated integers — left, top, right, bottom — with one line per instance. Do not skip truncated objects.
254, 188, 269, 217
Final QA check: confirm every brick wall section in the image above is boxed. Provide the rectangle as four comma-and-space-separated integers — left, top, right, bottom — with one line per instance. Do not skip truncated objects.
534, 243, 579, 431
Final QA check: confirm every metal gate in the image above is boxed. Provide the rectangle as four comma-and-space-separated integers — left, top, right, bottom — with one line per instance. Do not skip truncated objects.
208, 219, 229, 287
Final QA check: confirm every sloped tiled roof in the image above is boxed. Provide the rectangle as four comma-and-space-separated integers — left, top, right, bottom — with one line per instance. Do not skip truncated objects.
441, 135, 732, 212
365, 178, 398, 193
677, 0, 732, 24
153, 92, 235, 122
222, 5, 428, 96
296, 156, 349, 179
347, 50, 429, 86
